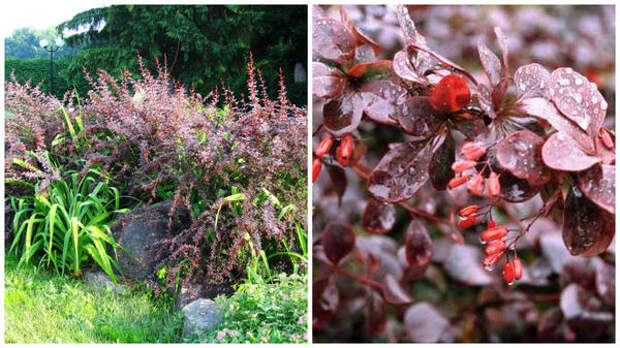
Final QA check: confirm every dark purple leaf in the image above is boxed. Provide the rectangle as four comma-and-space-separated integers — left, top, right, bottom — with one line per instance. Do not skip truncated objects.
381, 273, 411, 304
313, 277, 339, 329
560, 283, 614, 340
537, 307, 564, 341
357, 236, 403, 281
404, 220, 433, 268
542, 132, 601, 172
442, 244, 493, 285
496, 129, 550, 186
361, 77, 407, 125
322, 93, 365, 136
498, 171, 540, 203
397, 96, 447, 138
578, 164, 615, 214
514, 63, 550, 98
452, 116, 488, 139
313, 17, 355, 65
548, 67, 607, 136
393, 49, 425, 84
562, 186, 614, 257
362, 198, 397, 235
492, 77, 509, 110
519, 97, 595, 154
404, 302, 449, 343
477, 41, 502, 86
365, 290, 387, 335
312, 62, 346, 98
474, 84, 496, 119
326, 164, 348, 206
428, 132, 455, 190
368, 140, 433, 203
322, 223, 356, 264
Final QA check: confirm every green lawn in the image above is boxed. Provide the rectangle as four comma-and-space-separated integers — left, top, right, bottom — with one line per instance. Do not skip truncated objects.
4, 258, 183, 343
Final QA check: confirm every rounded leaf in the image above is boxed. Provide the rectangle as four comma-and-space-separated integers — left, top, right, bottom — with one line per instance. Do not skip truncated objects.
496, 129, 550, 186
313, 62, 346, 98
321, 223, 356, 264
393, 49, 425, 84
312, 277, 339, 329
562, 186, 614, 257
362, 198, 397, 235
365, 290, 387, 335
397, 96, 447, 138
542, 132, 601, 172
428, 132, 455, 190
322, 93, 365, 136
404, 220, 433, 268
477, 41, 502, 86
381, 273, 412, 304
313, 17, 355, 65
578, 164, 615, 214
514, 63, 550, 98
498, 171, 540, 203
361, 77, 407, 125
404, 302, 449, 343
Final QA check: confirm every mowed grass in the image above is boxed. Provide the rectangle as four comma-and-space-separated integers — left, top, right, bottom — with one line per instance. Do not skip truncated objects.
4, 258, 183, 343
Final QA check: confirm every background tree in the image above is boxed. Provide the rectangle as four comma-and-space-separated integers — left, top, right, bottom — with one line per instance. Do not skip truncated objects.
4, 27, 76, 59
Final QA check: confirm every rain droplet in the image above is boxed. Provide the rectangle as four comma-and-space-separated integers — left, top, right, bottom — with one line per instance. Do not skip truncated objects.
571, 94, 583, 103
601, 100, 608, 109
575, 78, 583, 86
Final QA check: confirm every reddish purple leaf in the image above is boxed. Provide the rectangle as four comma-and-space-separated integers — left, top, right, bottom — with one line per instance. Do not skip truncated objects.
313, 17, 355, 65
361, 78, 407, 126
322, 93, 365, 136
397, 96, 447, 138
498, 171, 540, 203
393, 49, 425, 84
548, 67, 608, 136
578, 164, 615, 215
326, 164, 347, 206
362, 198, 397, 235
593, 258, 615, 307
494, 27, 509, 68
368, 141, 433, 203
404, 302, 449, 343
322, 223, 356, 264
452, 116, 487, 139
365, 290, 387, 335
519, 97, 595, 154
474, 84, 496, 119
428, 132, 455, 190
496, 129, 550, 186
542, 132, 601, 172
477, 41, 502, 86
514, 63, 550, 99
353, 44, 377, 65
404, 220, 433, 269
313, 277, 339, 329
395, 5, 432, 71
443, 244, 493, 285
313, 62, 346, 98
562, 186, 614, 257
381, 273, 411, 304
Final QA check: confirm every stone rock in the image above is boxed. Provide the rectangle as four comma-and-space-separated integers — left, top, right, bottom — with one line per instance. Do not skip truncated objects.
182, 298, 223, 338
112, 202, 191, 280
83, 270, 127, 294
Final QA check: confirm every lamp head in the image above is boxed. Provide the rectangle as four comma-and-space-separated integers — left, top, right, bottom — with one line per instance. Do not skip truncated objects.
55, 38, 65, 47
39, 39, 49, 48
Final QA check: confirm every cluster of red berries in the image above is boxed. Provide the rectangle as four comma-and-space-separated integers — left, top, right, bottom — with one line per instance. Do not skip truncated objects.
458, 204, 523, 284
313, 134, 354, 182
447, 141, 501, 198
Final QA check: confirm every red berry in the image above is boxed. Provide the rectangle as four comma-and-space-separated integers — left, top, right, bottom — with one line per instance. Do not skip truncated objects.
448, 175, 469, 189
485, 240, 506, 255
429, 74, 471, 113
502, 260, 515, 284
451, 160, 477, 173
599, 128, 614, 150
487, 218, 496, 228
482, 252, 503, 270
488, 172, 501, 198
458, 216, 478, 229
315, 136, 334, 157
480, 225, 508, 242
467, 174, 485, 196
458, 204, 479, 218
312, 158, 322, 182
337, 135, 354, 166
512, 256, 523, 280
461, 142, 486, 161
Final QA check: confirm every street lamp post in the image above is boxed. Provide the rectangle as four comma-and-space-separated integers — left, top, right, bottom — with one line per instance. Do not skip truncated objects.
39, 38, 64, 96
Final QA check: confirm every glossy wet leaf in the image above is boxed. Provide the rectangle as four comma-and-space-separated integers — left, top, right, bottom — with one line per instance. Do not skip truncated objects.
404, 220, 433, 268
313, 62, 346, 98
542, 132, 601, 172
548, 67, 607, 136
494, 27, 509, 66
496, 130, 550, 186
477, 41, 502, 86
326, 165, 348, 206
475, 84, 496, 119
519, 97, 595, 154
578, 164, 615, 214
313, 277, 340, 329
443, 244, 493, 285
381, 273, 412, 304
428, 132, 455, 190
452, 116, 487, 139
498, 171, 540, 203
404, 302, 449, 343
368, 140, 433, 203
365, 290, 387, 335
353, 44, 377, 65
397, 96, 447, 138
313, 17, 355, 65
393, 49, 425, 84
563, 186, 614, 257
362, 198, 397, 235
361, 77, 407, 125
322, 93, 365, 136
514, 63, 550, 98
322, 223, 356, 264
347, 60, 392, 79
395, 5, 431, 71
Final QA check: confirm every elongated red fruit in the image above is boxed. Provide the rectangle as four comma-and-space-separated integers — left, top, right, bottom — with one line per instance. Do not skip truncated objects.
448, 175, 469, 189
485, 240, 506, 255
458, 216, 478, 229
481, 225, 508, 242
512, 256, 523, 280
458, 205, 479, 217
488, 172, 501, 198
452, 160, 477, 173
482, 252, 503, 270
487, 218, 496, 228
430, 74, 471, 113
337, 135, 354, 166
312, 158, 322, 182
461, 142, 486, 161
467, 174, 485, 196
502, 260, 515, 284
315, 136, 334, 157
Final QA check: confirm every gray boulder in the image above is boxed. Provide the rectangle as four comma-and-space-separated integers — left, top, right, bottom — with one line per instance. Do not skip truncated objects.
112, 202, 190, 280
83, 270, 127, 294
182, 298, 223, 338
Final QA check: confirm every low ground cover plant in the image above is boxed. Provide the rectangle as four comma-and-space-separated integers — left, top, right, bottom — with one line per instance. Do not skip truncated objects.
312, 5, 614, 343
